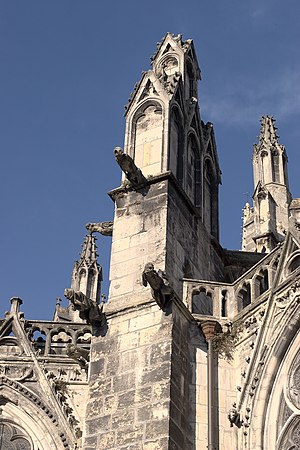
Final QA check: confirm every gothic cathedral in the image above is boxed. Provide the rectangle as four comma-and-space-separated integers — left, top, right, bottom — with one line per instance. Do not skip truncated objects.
1, 33, 300, 450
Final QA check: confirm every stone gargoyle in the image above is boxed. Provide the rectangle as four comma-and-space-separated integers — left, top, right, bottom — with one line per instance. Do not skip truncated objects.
86, 221, 113, 236
142, 263, 174, 309
114, 146, 147, 190
66, 343, 90, 370
64, 289, 106, 328
228, 406, 242, 428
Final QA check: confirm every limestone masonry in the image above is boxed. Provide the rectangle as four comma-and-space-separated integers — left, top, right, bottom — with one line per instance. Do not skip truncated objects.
1, 33, 300, 450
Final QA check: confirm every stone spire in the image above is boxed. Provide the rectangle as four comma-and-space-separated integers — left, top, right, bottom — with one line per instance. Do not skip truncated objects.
71, 233, 102, 303
53, 233, 102, 322
253, 116, 289, 188
79, 233, 98, 266
257, 116, 279, 147
242, 116, 291, 253
122, 32, 220, 239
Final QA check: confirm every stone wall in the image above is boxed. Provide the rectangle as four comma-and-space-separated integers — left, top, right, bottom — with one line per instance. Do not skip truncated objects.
169, 305, 198, 450
166, 176, 224, 294
107, 179, 168, 314
108, 174, 224, 317
84, 300, 198, 450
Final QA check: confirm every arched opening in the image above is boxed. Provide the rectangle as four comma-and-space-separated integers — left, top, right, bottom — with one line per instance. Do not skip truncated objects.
282, 153, 288, 186
0, 420, 32, 450
203, 154, 219, 237
270, 256, 279, 284
237, 283, 251, 311
186, 59, 196, 99
76, 330, 92, 349
221, 290, 228, 317
0, 388, 65, 450
79, 268, 86, 292
288, 254, 300, 274
133, 102, 163, 177
187, 133, 201, 207
86, 268, 95, 300
192, 289, 213, 315
260, 150, 268, 184
259, 269, 269, 295
169, 107, 184, 183
277, 417, 300, 450
0, 337, 22, 356
50, 330, 72, 355
271, 149, 280, 183
31, 329, 46, 355
254, 269, 269, 298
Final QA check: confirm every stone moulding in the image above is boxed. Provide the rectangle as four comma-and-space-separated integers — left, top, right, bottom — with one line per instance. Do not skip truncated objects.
0, 375, 72, 449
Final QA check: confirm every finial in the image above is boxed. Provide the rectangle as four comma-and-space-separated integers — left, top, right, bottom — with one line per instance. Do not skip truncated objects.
79, 233, 98, 265
258, 115, 279, 145
10, 297, 23, 315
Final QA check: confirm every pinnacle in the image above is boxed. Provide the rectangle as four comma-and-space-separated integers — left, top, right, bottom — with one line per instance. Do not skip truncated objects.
79, 233, 98, 265
258, 115, 279, 145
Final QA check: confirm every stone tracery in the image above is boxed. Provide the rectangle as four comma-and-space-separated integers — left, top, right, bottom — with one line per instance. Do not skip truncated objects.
0, 421, 32, 450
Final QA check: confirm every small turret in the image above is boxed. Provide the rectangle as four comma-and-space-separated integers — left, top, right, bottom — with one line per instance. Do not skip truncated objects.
242, 116, 292, 253
253, 116, 289, 188
53, 233, 102, 322
71, 233, 102, 303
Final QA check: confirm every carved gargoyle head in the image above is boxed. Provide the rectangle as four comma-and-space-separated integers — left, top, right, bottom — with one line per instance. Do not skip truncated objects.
114, 146, 123, 159
64, 288, 73, 301
144, 262, 154, 273
228, 407, 241, 427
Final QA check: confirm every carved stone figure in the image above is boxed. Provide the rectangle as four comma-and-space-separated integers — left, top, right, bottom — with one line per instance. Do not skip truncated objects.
142, 263, 174, 308
228, 406, 241, 427
86, 221, 113, 236
64, 289, 106, 327
114, 146, 147, 189
66, 343, 90, 370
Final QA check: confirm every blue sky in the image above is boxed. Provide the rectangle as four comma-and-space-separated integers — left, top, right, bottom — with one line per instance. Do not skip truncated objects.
1, 0, 300, 319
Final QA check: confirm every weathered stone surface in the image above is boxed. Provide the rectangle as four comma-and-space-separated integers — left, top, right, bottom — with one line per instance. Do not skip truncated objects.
4, 34, 300, 450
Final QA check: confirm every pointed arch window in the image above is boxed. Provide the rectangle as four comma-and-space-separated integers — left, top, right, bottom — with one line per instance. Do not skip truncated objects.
271, 149, 280, 183
221, 290, 228, 317
79, 268, 86, 292
282, 153, 288, 185
169, 107, 184, 184
187, 133, 201, 207
192, 288, 213, 315
203, 157, 213, 234
186, 59, 196, 99
86, 268, 95, 300
132, 101, 163, 176
0, 420, 32, 450
287, 253, 300, 274
259, 269, 269, 295
260, 150, 268, 185
237, 283, 251, 311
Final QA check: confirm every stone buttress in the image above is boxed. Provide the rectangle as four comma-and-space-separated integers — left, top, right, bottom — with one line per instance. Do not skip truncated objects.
84, 33, 223, 450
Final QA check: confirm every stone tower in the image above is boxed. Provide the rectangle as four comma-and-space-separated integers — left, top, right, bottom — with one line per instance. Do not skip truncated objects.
242, 116, 292, 252
108, 32, 222, 313
2, 34, 300, 450
85, 33, 223, 450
